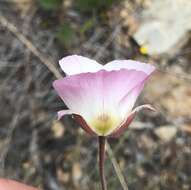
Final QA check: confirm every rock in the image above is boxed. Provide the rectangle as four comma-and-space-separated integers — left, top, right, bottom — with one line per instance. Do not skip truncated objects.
57, 169, 70, 184
12, 0, 34, 17
160, 85, 191, 118
181, 123, 191, 134
133, 0, 191, 55
144, 72, 191, 119
51, 120, 65, 138
154, 125, 177, 142
129, 121, 153, 129
139, 134, 156, 149
72, 163, 82, 187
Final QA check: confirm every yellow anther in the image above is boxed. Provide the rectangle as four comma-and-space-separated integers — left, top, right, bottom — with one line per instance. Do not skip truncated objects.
140, 46, 148, 55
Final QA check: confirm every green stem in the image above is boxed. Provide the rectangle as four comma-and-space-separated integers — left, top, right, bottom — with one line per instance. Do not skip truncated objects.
98, 136, 107, 190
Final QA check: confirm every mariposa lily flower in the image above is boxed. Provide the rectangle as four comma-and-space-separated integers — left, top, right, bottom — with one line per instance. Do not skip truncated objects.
53, 55, 155, 137
53, 55, 155, 190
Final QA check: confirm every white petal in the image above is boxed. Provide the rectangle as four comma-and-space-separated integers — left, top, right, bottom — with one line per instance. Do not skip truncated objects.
104, 60, 155, 75
59, 55, 103, 75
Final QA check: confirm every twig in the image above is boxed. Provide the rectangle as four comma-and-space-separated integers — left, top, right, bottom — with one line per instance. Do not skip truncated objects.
155, 66, 191, 82
0, 114, 19, 176
0, 0, 30, 3
0, 14, 62, 79
106, 142, 129, 190
94, 25, 121, 60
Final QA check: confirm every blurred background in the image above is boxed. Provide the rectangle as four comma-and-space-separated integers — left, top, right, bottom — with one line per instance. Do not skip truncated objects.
0, 0, 190, 189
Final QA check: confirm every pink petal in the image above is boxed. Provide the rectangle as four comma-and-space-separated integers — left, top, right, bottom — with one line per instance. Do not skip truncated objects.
73, 114, 97, 136
109, 111, 136, 138
105, 60, 155, 75
57, 110, 96, 136
59, 55, 102, 75
53, 71, 104, 118
103, 60, 155, 119
0, 179, 38, 190
53, 69, 150, 136
103, 69, 149, 116
117, 81, 145, 119
53, 71, 104, 134
109, 104, 156, 138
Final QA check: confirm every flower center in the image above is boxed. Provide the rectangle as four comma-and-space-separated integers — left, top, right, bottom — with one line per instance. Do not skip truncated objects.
92, 113, 119, 136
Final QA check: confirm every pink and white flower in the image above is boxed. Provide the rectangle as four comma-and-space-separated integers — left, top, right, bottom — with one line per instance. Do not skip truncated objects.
53, 55, 155, 137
